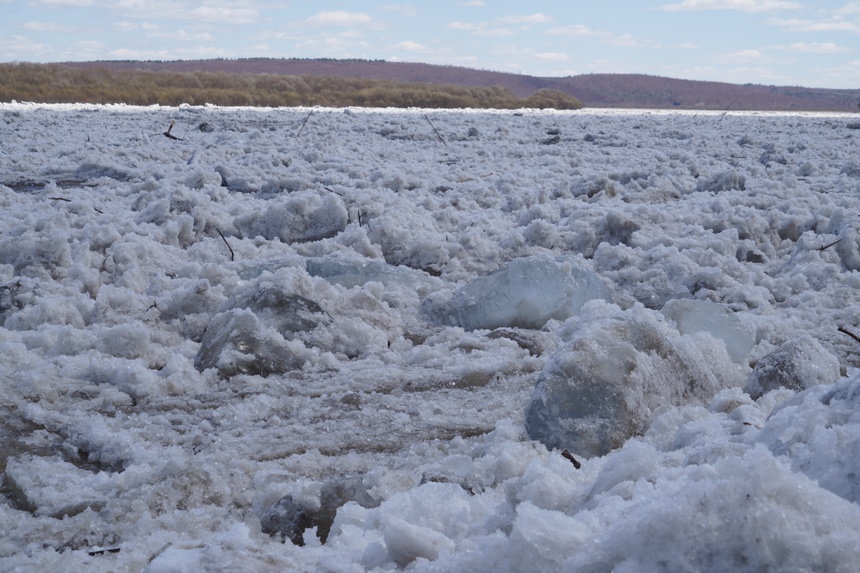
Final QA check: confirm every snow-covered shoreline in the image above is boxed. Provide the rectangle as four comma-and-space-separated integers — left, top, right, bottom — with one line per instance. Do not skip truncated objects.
2, 103, 859, 571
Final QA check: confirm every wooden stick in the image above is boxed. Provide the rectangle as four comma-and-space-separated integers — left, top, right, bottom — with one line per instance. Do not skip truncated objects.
216, 228, 234, 261
561, 449, 581, 469
163, 120, 182, 140
838, 326, 860, 345
296, 110, 313, 138
424, 114, 447, 146
819, 238, 841, 252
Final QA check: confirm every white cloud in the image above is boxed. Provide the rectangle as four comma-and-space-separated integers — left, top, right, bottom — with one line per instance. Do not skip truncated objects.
731, 66, 786, 81
458, 0, 486, 6
447, 21, 481, 32
0, 34, 52, 58
784, 42, 848, 53
546, 24, 642, 47
836, 2, 860, 15
391, 40, 427, 51
497, 13, 554, 25
380, 4, 418, 17
662, 0, 802, 12
814, 59, 860, 88
717, 48, 795, 66
188, 7, 258, 24
21, 22, 69, 31
766, 17, 859, 32
149, 28, 215, 41
546, 24, 603, 38
609, 34, 640, 47
730, 49, 765, 59
96, 1, 261, 24
30, 0, 96, 6
446, 21, 515, 36
306, 11, 374, 27
298, 38, 369, 55
107, 45, 228, 60
113, 21, 159, 31
447, 13, 553, 37
533, 51, 568, 61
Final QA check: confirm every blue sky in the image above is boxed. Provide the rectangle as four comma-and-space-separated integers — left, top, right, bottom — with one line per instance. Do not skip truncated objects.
1, 1, 858, 88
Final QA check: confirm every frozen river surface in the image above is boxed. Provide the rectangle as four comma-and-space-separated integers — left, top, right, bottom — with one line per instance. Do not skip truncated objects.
2, 103, 860, 571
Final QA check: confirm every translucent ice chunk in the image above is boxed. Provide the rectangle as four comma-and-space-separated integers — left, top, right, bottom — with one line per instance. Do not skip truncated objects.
525, 309, 742, 457
661, 299, 754, 364
194, 308, 304, 378
425, 256, 611, 331
306, 257, 438, 292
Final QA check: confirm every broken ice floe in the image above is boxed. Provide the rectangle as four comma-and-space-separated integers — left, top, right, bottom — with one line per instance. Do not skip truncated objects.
422, 255, 611, 331
525, 305, 745, 457
660, 298, 755, 364
745, 335, 840, 399
233, 193, 348, 243
195, 266, 406, 376
306, 257, 439, 293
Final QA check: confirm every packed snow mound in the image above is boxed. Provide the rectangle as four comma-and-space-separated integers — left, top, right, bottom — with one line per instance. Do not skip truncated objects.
233, 192, 348, 243
661, 298, 756, 364
757, 374, 860, 504
317, 386, 860, 572
745, 335, 840, 398
423, 255, 611, 331
196, 264, 408, 375
525, 304, 744, 456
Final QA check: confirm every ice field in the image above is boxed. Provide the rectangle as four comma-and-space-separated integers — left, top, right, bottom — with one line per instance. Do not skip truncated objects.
2, 102, 860, 571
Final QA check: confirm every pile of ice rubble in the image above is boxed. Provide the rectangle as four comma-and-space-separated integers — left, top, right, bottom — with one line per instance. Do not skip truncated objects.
1, 104, 860, 572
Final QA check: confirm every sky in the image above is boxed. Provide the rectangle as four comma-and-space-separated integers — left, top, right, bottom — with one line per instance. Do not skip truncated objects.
0, 1, 858, 89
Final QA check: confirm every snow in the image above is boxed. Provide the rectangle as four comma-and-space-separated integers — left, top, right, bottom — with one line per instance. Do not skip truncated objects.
1, 102, 860, 571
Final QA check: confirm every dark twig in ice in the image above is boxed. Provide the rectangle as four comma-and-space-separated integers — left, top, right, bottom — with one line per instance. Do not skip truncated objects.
163, 120, 183, 140
87, 547, 121, 556
425, 114, 447, 146
296, 110, 314, 138
838, 326, 860, 345
216, 228, 234, 261
562, 449, 581, 469
49, 197, 71, 202
818, 238, 841, 251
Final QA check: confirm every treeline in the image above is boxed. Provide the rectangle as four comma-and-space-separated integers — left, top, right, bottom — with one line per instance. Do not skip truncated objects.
0, 63, 583, 110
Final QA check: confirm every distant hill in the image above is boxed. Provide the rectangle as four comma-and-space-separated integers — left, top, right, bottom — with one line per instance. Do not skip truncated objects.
65, 58, 860, 112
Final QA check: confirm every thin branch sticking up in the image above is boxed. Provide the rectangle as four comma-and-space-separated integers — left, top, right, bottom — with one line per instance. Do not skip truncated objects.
216, 228, 234, 262
424, 114, 447, 147
715, 105, 732, 126
357, 210, 372, 231
838, 326, 860, 346
296, 110, 314, 138
163, 120, 183, 141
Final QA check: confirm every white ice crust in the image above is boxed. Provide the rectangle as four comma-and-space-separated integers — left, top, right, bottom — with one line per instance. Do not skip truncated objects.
1, 103, 859, 572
